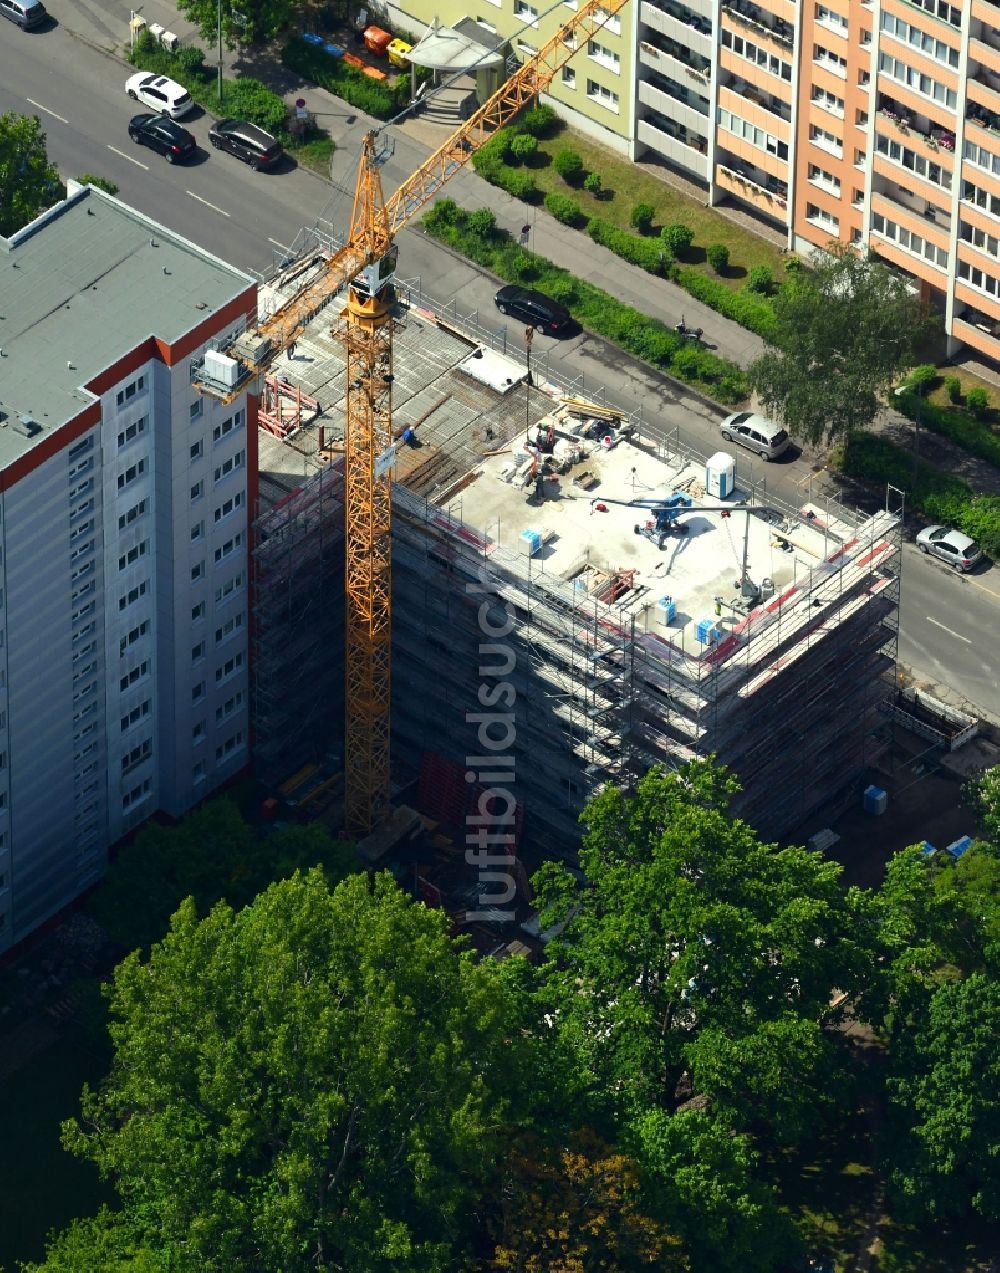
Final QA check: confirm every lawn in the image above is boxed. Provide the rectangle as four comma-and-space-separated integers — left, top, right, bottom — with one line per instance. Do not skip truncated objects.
0, 1032, 113, 1269
523, 126, 790, 288
927, 366, 999, 422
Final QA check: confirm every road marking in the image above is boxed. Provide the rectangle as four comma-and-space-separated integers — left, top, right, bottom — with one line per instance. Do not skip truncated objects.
186, 191, 230, 217
926, 616, 972, 645
26, 97, 68, 125
107, 144, 148, 170
268, 236, 290, 251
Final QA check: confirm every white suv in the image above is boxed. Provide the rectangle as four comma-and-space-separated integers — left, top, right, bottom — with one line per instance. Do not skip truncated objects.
126, 72, 194, 120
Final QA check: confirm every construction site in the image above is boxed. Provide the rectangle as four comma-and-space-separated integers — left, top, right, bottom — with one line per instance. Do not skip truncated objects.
250, 265, 902, 858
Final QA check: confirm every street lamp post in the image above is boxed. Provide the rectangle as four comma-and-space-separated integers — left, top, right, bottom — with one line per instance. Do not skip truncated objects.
217, 0, 223, 105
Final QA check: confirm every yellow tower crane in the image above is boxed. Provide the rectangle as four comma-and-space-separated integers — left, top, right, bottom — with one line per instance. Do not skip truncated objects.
194, 0, 631, 836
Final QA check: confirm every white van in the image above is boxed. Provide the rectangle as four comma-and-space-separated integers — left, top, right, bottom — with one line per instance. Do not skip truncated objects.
719, 411, 790, 461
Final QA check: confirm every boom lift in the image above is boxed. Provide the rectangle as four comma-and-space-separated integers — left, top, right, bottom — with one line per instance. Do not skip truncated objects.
194, 0, 631, 836
593, 496, 749, 550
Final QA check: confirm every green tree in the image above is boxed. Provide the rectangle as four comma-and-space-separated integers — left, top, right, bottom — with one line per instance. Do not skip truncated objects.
706, 243, 730, 274
630, 201, 655, 233
748, 244, 935, 446
0, 112, 63, 237
74, 174, 119, 195
52, 870, 530, 1272
174, 0, 297, 49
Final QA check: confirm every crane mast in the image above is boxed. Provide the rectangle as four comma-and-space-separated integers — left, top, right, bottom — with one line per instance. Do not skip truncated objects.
192, 0, 632, 837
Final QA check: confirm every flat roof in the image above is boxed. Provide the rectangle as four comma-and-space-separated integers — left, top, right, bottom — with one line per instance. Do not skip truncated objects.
0, 185, 253, 467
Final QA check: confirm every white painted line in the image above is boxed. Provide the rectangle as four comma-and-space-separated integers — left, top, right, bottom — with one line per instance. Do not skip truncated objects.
268, 236, 290, 251
26, 97, 69, 125
926, 616, 972, 645
107, 144, 148, 170
186, 190, 230, 217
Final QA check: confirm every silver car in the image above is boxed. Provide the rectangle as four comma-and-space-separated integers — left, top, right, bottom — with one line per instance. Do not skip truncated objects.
915, 525, 982, 571
719, 411, 790, 461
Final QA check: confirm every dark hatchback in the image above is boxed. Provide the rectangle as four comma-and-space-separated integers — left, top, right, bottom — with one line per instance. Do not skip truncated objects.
208, 119, 284, 170
494, 285, 572, 334
128, 113, 196, 164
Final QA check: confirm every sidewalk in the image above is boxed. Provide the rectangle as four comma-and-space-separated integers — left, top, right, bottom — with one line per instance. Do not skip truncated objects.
61, 3, 1000, 495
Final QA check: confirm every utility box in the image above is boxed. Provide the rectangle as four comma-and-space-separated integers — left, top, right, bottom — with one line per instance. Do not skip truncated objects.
387, 37, 411, 67
696, 619, 720, 645
863, 784, 888, 816
160, 30, 179, 51
203, 349, 240, 388
520, 529, 541, 557
656, 596, 676, 625
705, 451, 735, 499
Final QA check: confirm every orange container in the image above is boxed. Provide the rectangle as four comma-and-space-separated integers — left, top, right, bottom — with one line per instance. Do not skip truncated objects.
343, 52, 365, 67
363, 25, 392, 54
362, 65, 387, 80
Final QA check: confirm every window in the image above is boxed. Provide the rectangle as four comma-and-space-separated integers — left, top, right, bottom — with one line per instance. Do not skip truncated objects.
212, 410, 244, 443
214, 491, 244, 524
118, 498, 147, 531
117, 458, 147, 491
215, 651, 245, 685
118, 540, 148, 571
958, 258, 1000, 299
810, 123, 843, 157
213, 450, 245, 483
586, 79, 619, 110
961, 221, 1000, 260
214, 533, 244, 563
193, 721, 206, 744
120, 700, 151, 733
190, 400, 203, 421
514, 0, 538, 19
122, 777, 152, 811
964, 139, 1000, 178
122, 739, 152, 773
808, 163, 841, 194
70, 518, 94, 542
875, 133, 952, 190
877, 52, 957, 108
879, 11, 959, 69
69, 478, 93, 501
815, 4, 848, 34
814, 44, 847, 76
963, 179, 1000, 220
216, 690, 245, 724
191, 561, 205, 582
216, 730, 245, 762
120, 660, 149, 692
215, 612, 245, 645
721, 30, 793, 81
71, 497, 94, 522
812, 86, 844, 117
595, 6, 620, 33
193, 761, 207, 784
68, 435, 94, 462
192, 641, 207, 663
192, 680, 206, 703
900, 0, 960, 26
118, 581, 148, 612
806, 203, 840, 232
190, 440, 203, 460
588, 40, 620, 70
871, 212, 950, 268
71, 560, 94, 583
191, 480, 204, 501
69, 456, 93, 480
120, 619, 150, 656
215, 571, 245, 603
562, 66, 576, 88
191, 520, 205, 542
192, 600, 206, 622
719, 110, 789, 160
117, 417, 147, 449
116, 375, 146, 408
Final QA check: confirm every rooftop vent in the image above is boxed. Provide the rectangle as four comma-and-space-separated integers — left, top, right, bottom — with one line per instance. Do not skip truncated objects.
14, 413, 42, 439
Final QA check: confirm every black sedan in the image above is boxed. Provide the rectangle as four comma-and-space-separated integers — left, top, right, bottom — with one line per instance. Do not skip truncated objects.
208, 119, 284, 170
494, 285, 572, 334
127, 113, 196, 163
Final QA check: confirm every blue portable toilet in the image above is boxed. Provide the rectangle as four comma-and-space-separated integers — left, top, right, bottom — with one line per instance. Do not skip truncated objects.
657, 596, 677, 625
863, 784, 887, 815
946, 835, 974, 861
918, 841, 936, 857
705, 452, 735, 499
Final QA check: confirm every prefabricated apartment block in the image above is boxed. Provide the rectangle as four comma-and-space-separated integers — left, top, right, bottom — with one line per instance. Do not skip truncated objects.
251, 277, 900, 849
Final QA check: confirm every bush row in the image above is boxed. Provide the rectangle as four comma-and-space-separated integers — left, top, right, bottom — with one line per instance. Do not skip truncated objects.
841, 433, 1000, 556
894, 387, 1000, 472
281, 36, 409, 120
131, 35, 289, 136
423, 201, 748, 405
674, 267, 778, 339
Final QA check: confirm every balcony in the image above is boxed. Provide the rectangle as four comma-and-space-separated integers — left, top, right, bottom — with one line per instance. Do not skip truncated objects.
637, 35, 711, 86
638, 79, 711, 134
720, 73, 791, 125
720, 0, 793, 49
971, 24, 1000, 78
640, 0, 712, 57
953, 309, 1000, 360
637, 116, 710, 180
715, 162, 789, 223
968, 61, 1000, 114
877, 95, 957, 158
872, 174, 952, 234
966, 96, 1000, 138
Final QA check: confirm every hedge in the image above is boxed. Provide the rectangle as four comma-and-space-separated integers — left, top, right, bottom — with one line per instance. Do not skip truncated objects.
587, 216, 668, 274
894, 388, 1000, 472
423, 200, 748, 405
281, 36, 409, 120
840, 432, 1000, 556
544, 192, 584, 227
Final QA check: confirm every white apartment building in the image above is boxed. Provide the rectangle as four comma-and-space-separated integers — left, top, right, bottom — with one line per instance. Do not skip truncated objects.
0, 184, 257, 952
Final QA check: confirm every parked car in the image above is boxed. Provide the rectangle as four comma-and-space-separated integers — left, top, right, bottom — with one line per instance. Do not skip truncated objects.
915, 525, 983, 571
127, 113, 196, 164
125, 72, 194, 120
719, 410, 790, 461
208, 119, 284, 170
0, 0, 47, 29
494, 285, 571, 335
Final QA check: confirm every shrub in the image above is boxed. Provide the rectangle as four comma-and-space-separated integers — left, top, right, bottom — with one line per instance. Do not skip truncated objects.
544, 192, 584, 227
630, 201, 656, 233
223, 78, 286, 135
553, 148, 584, 184
945, 375, 962, 404
175, 45, 206, 74
467, 208, 497, 237
966, 386, 991, 419
783, 256, 804, 274
706, 243, 730, 274
510, 249, 540, 281
518, 104, 559, 137
281, 37, 400, 120
424, 198, 462, 232
509, 133, 538, 164
496, 168, 539, 202
662, 223, 694, 257
746, 266, 775, 295
76, 174, 119, 195
547, 277, 580, 306
905, 363, 938, 393
583, 171, 602, 195
586, 216, 666, 274
895, 388, 1000, 470
675, 267, 777, 339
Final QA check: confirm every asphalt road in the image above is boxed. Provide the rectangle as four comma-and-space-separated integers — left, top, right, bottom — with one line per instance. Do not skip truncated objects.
4, 17, 1000, 721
